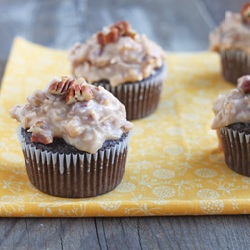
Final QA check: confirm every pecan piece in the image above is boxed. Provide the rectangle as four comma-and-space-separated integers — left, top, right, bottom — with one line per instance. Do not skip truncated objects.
125, 30, 137, 39
237, 75, 250, 94
66, 84, 94, 105
97, 32, 106, 46
31, 133, 52, 144
241, 3, 250, 24
48, 76, 76, 95
30, 121, 53, 144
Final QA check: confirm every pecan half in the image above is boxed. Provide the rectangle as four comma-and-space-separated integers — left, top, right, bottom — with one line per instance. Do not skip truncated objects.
97, 28, 120, 46
107, 27, 120, 43
241, 3, 250, 24
97, 21, 135, 46
48, 76, 76, 95
111, 21, 130, 36
66, 84, 94, 105
111, 21, 136, 38
237, 75, 250, 94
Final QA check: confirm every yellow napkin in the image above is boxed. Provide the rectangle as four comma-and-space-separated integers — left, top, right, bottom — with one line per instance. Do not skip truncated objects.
0, 37, 249, 217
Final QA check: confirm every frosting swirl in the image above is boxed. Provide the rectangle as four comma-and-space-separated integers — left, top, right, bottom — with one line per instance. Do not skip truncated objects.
9, 76, 133, 153
68, 21, 165, 87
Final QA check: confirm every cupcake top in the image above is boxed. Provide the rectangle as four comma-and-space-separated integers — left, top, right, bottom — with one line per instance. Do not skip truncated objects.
68, 21, 165, 87
211, 75, 250, 129
9, 76, 133, 153
210, 3, 250, 54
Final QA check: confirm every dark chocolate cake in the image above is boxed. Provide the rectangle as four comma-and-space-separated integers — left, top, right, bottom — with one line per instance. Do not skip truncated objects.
21, 128, 128, 154
226, 122, 250, 134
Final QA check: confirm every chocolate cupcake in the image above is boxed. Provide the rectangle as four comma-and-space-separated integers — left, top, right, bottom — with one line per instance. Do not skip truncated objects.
68, 21, 166, 120
209, 3, 250, 84
9, 76, 133, 198
211, 75, 250, 176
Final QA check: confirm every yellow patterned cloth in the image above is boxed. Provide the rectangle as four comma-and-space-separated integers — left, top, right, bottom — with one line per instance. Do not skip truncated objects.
0, 37, 250, 217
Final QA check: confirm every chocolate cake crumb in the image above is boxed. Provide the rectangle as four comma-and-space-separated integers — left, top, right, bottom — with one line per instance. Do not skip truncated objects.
21, 128, 128, 154
226, 122, 250, 134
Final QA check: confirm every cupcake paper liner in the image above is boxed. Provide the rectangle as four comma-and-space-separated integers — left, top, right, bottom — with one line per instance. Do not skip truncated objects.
220, 127, 250, 176
94, 65, 166, 121
216, 129, 224, 151
18, 127, 131, 198
220, 50, 250, 85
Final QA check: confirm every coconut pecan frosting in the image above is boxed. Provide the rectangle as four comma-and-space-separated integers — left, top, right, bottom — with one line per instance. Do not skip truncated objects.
211, 75, 250, 129
68, 21, 165, 87
9, 76, 133, 153
210, 4, 250, 54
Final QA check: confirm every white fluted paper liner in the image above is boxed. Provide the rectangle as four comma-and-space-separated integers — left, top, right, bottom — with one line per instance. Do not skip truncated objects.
220, 50, 250, 85
95, 65, 166, 120
17, 127, 131, 198
220, 127, 250, 176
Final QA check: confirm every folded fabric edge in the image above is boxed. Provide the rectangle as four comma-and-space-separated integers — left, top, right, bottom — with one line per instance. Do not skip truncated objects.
0, 198, 249, 217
